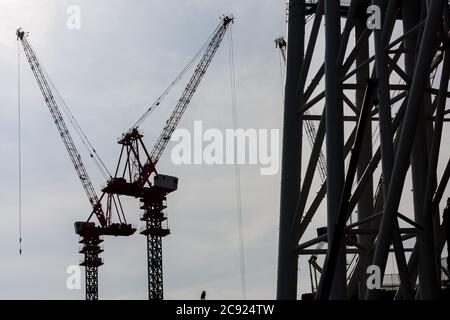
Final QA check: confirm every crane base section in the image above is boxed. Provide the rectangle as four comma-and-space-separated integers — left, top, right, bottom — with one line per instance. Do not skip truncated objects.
78, 235, 103, 300
74, 221, 136, 300
140, 191, 173, 300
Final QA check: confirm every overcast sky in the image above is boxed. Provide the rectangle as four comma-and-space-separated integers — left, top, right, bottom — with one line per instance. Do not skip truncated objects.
0, 0, 290, 299
1, 1, 449, 301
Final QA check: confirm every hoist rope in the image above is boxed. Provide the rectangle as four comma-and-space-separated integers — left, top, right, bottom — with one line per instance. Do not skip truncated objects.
27, 40, 111, 180
278, 48, 285, 105
228, 26, 246, 300
131, 24, 221, 130
18, 41, 23, 255
43, 67, 111, 180
51, 80, 111, 180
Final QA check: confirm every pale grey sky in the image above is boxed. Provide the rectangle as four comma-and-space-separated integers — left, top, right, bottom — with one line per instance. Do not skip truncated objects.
1, 0, 448, 300
0, 0, 288, 299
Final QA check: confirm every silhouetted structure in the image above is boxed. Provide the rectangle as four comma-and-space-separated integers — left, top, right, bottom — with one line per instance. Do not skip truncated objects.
17, 29, 135, 300
277, 0, 450, 300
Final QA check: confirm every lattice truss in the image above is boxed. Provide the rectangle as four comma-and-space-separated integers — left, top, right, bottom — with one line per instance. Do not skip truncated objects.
277, 0, 450, 300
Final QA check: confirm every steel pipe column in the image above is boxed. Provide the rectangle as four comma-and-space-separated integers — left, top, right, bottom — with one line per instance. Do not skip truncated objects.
323, 0, 346, 299
367, 0, 445, 300
276, 0, 305, 300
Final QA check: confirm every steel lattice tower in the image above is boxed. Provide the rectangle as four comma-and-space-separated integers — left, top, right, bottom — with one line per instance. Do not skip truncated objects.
79, 235, 103, 300
277, 0, 450, 300
140, 195, 170, 300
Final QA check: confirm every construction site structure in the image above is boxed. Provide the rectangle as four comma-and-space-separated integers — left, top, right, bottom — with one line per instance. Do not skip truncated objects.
17, 14, 233, 300
276, 35, 327, 183
17, 28, 136, 301
277, 0, 450, 300
102, 15, 234, 300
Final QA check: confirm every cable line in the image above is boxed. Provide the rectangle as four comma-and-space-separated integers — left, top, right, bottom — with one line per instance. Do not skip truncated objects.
131, 23, 221, 130
18, 40, 23, 255
229, 26, 246, 300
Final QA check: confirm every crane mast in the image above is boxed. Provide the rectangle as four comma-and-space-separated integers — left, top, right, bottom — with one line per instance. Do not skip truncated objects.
103, 16, 233, 300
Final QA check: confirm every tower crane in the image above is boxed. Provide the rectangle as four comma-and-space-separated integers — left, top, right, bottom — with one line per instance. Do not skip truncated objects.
102, 15, 234, 300
16, 29, 136, 300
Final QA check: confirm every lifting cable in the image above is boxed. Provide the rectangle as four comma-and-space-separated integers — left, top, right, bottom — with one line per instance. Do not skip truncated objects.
228, 25, 247, 300
131, 23, 221, 130
278, 48, 285, 106
18, 41, 22, 255
27, 41, 111, 180
43, 67, 111, 180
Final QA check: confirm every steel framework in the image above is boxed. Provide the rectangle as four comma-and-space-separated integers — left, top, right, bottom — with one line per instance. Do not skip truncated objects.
277, 0, 450, 300
79, 232, 103, 300
140, 195, 170, 300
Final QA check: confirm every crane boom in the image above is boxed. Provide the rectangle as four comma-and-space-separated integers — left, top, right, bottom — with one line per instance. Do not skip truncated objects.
149, 16, 233, 164
122, 16, 233, 189
17, 29, 107, 227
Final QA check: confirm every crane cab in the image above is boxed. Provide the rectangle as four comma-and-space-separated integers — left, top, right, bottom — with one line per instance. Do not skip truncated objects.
153, 174, 178, 193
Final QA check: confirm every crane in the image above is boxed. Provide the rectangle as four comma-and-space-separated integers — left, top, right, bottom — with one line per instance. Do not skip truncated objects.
102, 15, 234, 300
16, 28, 136, 300
275, 37, 287, 65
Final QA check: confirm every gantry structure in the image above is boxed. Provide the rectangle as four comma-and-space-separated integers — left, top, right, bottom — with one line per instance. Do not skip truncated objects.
277, 0, 450, 300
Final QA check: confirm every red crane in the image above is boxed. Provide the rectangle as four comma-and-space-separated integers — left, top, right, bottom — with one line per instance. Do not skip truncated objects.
17, 14, 233, 300
102, 15, 234, 300
17, 28, 136, 300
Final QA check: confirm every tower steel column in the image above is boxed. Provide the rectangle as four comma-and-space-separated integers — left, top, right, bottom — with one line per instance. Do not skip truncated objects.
402, 0, 440, 299
323, 0, 346, 299
367, 0, 445, 300
371, 0, 414, 299
280, 0, 450, 300
355, 10, 373, 300
276, 0, 305, 300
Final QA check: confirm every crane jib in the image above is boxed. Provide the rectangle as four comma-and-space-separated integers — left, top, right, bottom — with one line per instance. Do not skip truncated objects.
138, 17, 233, 187
17, 31, 108, 228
